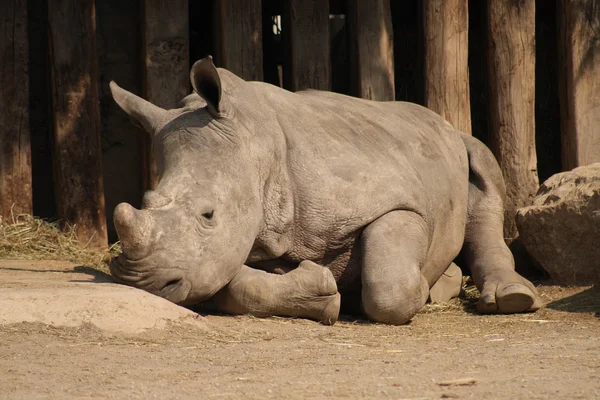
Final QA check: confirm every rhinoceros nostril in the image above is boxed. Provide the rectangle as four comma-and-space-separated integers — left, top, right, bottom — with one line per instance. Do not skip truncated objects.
163, 279, 181, 289
158, 277, 191, 304
160, 278, 184, 298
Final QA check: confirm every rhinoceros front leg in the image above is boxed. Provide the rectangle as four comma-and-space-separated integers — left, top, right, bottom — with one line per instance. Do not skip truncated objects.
361, 210, 430, 325
210, 262, 341, 325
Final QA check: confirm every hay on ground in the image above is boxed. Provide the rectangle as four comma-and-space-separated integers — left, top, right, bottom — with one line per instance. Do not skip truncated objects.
0, 214, 119, 273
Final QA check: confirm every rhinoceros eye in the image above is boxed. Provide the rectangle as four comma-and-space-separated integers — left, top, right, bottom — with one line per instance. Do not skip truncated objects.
202, 210, 214, 220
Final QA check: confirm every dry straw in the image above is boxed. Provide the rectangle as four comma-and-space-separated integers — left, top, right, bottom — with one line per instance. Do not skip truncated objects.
0, 213, 120, 273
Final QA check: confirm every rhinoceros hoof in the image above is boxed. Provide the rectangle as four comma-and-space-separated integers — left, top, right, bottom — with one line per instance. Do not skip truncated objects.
477, 274, 542, 314
317, 292, 342, 325
288, 261, 341, 325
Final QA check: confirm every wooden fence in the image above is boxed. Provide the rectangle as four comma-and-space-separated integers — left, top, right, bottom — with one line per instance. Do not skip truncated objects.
1, 0, 599, 249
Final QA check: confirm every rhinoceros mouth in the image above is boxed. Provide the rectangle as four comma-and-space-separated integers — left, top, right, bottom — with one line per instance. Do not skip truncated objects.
109, 255, 191, 304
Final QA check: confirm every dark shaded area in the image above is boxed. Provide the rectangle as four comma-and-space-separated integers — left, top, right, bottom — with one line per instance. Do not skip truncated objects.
189, 0, 214, 66
328, 0, 350, 95
509, 238, 549, 280
262, 1, 283, 87
27, 0, 55, 219
468, 0, 490, 145
0, 265, 111, 283
96, 0, 143, 242
72, 265, 113, 283
0, 267, 68, 273
546, 286, 600, 317
390, 0, 423, 104
535, 0, 562, 182
330, 13, 350, 95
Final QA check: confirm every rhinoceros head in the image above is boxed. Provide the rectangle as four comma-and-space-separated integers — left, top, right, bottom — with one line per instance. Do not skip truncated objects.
108, 57, 262, 305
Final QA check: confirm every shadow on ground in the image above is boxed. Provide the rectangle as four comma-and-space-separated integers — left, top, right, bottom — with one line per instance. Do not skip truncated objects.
71, 265, 112, 283
546, 285, 599, 317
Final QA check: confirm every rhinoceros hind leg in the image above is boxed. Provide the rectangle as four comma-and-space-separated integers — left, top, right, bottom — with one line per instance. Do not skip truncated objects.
461, 134, 541, 314
429, 262, 462, 303
360, 210, 430, 325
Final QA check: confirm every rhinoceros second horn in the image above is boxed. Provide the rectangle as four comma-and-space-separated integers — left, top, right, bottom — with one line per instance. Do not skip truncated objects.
109, 81, 168, 135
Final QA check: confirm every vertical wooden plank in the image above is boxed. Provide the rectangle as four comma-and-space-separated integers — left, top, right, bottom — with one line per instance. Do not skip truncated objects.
47, 0, 107, 249
0, 0, 32, 218
423, 0, 471, 134
142, 0, 189, 191
557, 0, 600, 170
347, 0, 395, 100
215, 0, 263, 81
283, 0, 331, 91
487, 0, 539, 240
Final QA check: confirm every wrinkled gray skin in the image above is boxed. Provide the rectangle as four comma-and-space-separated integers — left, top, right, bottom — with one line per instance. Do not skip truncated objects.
109, 57, 541, 325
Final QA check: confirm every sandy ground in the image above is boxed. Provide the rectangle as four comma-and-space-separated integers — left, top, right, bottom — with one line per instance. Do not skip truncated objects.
0, 260, 599, 399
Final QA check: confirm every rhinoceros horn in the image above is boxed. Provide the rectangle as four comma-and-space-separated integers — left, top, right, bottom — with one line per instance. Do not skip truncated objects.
109, 81, 168, 136
113, 203, 153, 261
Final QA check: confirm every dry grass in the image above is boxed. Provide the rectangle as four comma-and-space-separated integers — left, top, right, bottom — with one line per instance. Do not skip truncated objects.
0, 214, 120, 274
419, 277, 480, 314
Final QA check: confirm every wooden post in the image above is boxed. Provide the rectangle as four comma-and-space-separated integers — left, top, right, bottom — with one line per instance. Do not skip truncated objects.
48, 0, 107, 249
214, 0, 263, 81
557, 0, 600, 170
423, 0, 471, 134
142, 0, 189, 191
0, 0, 32, 218
487, 0, 539, 240
282, 0, 331, 91
347, 0, 395, 100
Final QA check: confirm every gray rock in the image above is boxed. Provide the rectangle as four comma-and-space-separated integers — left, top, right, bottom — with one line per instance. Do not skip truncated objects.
516, 163, 600, 284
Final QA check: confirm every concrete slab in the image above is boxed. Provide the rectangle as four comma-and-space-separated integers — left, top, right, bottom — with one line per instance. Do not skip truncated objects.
0, 260, 206, 334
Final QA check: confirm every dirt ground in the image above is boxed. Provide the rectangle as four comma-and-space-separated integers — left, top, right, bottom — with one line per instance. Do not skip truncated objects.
1, 260, 599, 399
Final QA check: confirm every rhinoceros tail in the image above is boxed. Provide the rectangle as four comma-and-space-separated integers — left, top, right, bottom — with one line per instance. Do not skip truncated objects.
460, 134, 507, 208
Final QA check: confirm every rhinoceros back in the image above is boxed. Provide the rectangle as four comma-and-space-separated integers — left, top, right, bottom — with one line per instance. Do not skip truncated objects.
239, 80, 470, 286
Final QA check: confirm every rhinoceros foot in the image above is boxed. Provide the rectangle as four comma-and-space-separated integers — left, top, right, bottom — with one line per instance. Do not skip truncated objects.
429, 263, 463, 303
286, 261, 341, 325
477, 270, 542, 314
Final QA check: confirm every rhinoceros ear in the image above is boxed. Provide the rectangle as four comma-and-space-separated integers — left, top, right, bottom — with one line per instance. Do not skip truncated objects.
109, 81, 168, 135
190, 56, 222, 117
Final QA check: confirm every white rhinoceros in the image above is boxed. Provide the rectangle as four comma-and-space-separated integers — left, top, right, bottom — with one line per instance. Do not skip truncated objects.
109, 56, 540, 325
